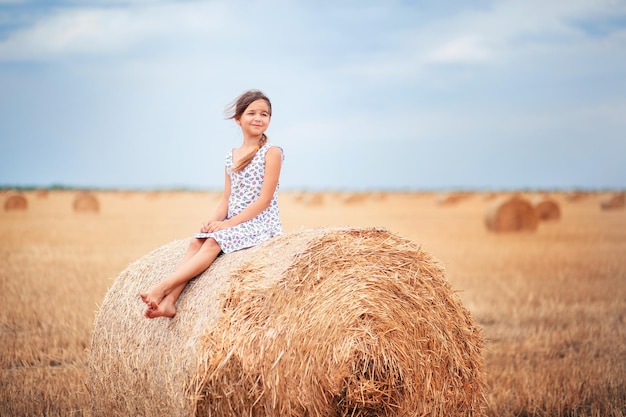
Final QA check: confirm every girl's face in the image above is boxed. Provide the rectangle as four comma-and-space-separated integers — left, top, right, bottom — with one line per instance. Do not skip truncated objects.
236, 99, 271, 138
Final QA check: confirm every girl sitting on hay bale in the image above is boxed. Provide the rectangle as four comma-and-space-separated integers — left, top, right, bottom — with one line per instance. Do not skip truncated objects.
141, 89, 284, 318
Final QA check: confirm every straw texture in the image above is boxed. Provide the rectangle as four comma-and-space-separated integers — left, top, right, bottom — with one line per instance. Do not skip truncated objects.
88, 227, 485, 417
484, 195, 538, 232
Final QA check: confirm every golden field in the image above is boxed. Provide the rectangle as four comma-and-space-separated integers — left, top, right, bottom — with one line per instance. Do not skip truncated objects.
1, 189, 625, 416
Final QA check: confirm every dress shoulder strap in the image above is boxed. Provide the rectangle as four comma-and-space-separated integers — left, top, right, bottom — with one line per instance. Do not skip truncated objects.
260, 143, 284, 161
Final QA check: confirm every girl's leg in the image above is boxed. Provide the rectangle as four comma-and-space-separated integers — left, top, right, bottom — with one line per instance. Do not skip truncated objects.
140, 238, 203, 308
179, 237, 206, 264
141, 238, 222, 318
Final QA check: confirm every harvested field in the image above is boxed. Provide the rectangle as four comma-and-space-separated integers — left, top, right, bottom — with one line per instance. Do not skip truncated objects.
1, 189, 625, 416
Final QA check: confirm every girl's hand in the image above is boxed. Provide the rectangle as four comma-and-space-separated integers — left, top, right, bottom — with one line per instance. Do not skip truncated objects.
207, 221, 225, 232
202, 220, 230, 233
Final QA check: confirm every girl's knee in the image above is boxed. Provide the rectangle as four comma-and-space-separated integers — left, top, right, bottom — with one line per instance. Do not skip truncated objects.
202, 238, 222, 252
189, 238, 204, 251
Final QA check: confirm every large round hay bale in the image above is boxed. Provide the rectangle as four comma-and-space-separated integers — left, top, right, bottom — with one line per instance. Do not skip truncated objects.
73, 192, 99, 212
531, 195, 561, 221
485, 195, 539, 232
600, 193, 625, 210
89, 227, 485, 417
3, 192, 28, 211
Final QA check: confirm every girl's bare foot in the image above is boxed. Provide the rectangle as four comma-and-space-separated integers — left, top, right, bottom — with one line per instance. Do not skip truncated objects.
145, 298, 177, 319
140, 285, 166, 308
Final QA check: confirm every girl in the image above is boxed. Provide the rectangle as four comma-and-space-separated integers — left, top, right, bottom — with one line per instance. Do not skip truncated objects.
141, 89, 283, 319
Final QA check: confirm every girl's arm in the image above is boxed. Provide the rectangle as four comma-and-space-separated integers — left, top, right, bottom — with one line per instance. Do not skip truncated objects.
200, 168, 231, 232
204, 147, 282, 232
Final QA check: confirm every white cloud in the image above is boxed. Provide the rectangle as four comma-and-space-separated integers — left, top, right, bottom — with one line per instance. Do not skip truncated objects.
0, 2, 227, 61
426, 35, 493, 63
340, 0, 626, 84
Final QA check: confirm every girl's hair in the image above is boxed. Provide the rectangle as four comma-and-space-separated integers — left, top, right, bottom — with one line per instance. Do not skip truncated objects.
225, 89, 272, 172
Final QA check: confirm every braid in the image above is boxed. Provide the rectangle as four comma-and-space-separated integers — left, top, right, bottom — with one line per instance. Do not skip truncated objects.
227, 90, 272, 173
232, 134, 268, 172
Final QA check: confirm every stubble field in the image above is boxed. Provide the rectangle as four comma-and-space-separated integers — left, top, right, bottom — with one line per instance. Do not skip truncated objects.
1, 189, 625, 416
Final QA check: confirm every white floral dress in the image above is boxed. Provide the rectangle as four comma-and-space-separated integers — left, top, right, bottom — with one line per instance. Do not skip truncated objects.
197, 143, 283, 253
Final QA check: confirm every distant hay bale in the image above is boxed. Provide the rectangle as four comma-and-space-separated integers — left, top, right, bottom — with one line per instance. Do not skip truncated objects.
89, 227, 486, 417
482, 192, 498, 201
531, 195, 561, 221
35, 189, 49, 198
485, 195, 539, 232
340, 192, 367, 204
301, 192, 324, 206
565, 191, 587, 202
600, 193, 625, 210
3, 192, 28, 211
73, 192, 100, 212
436, 192, 465, 206
370, 192, 386, 201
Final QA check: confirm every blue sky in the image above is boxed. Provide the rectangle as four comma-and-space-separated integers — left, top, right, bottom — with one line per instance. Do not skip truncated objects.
1, 0, 625, 191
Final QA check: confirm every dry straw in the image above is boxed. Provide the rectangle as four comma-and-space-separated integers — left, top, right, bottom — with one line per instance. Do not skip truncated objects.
531, 195, 561, 221
3, 192, 28, 211
485, 195, 539, 232
600, 193, 625, 210
73, 191, 100, 212
89, 227, 486, 417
